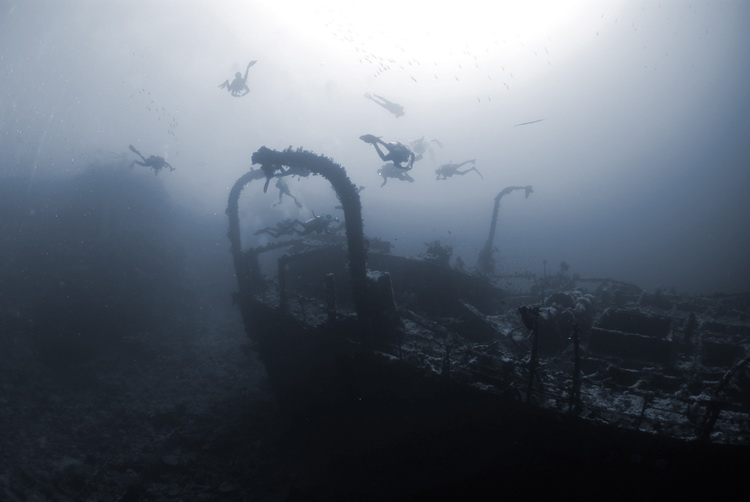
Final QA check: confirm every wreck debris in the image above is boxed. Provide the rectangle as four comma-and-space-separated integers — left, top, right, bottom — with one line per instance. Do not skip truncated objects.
421, 240, 452, 266
227, 168, 267, 290
590, 308, 674, 364
229, 146, 405, 337
569, 321, 582, 415
477, 185, 534, 275
251, 146, 370, 323
520, 305, 542, 402
278, 246, 342, 314
699, 355, 750, 440
227, 153, 749, 451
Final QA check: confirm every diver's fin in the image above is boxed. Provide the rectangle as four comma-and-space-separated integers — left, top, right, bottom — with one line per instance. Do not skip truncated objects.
247, 60, 257, 68
128, 145, 143, 158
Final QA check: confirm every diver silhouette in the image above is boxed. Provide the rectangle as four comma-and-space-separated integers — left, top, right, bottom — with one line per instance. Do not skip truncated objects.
128, 145, 174, 174
360, 134, 415, 170
409, 136, 443, 162
218, 60, 257, 97
435, 159, 483, 180
378, 162, 415, 187
364, 93, 404, 118
254, 214, 339, 238
273, 178, 303, 208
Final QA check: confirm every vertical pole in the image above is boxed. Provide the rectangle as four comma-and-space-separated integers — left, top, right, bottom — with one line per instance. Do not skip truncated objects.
278, 255, 288, 313
325, 272, 336, 323
527, 317, 539, 403
636, 394, 651, 431
569, 322, 582, 415
477, 185, 533, 275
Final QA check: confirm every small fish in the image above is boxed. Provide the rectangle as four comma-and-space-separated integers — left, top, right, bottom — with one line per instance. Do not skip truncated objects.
514, 119, 544, 127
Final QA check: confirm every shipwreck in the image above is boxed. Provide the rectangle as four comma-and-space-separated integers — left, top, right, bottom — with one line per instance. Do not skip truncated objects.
227, 147, 750, 493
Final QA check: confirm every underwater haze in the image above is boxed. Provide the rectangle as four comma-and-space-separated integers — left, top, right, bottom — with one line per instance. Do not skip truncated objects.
1, 0, 749, 296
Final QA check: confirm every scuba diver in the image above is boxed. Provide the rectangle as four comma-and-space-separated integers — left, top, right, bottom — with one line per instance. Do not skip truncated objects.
254, 214, 339, 238
218, 60, 257, 97
360, 134, 415, 170
409, 136, 443, 162
254, 219, 298, 239
128, 145, 174, 174
273, 178, 303, 208
378, 162, 415, 187
364, 93, 404, 117
435, 159, 483, 180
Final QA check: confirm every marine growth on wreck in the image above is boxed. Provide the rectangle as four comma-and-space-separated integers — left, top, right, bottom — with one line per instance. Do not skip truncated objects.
228, 146, 750, 447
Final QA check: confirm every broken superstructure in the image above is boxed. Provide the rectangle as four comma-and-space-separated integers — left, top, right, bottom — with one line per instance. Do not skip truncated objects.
228, 146, 750, 452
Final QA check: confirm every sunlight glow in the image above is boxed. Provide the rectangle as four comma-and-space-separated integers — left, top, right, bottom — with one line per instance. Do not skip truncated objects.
234, 0, 621, 86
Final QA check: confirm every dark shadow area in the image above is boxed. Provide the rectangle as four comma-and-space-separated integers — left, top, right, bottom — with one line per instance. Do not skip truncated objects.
1, 162, 749, 501
0, 165, 278, 500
